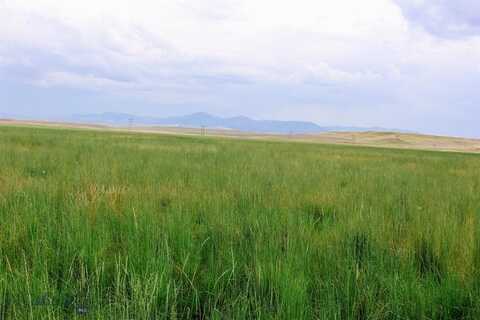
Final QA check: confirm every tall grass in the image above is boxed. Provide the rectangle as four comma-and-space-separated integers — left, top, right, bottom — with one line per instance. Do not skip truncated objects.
0, 125, 480, 319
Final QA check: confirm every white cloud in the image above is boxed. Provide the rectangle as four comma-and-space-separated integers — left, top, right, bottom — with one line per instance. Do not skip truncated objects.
1, 0, 408, 85
35, 71, 134, 90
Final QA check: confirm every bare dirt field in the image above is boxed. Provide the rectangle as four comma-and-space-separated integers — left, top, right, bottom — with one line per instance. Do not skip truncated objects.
1, 118, 479, 154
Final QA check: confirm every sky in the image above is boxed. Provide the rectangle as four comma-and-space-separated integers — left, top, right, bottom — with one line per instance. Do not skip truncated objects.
1, 0, 479, 137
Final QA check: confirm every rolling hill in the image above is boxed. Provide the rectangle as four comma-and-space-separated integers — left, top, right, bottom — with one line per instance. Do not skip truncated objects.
70, 112, 402, 134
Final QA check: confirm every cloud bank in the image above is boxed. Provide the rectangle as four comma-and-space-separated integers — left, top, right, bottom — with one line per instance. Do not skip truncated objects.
394, 0, 480, 38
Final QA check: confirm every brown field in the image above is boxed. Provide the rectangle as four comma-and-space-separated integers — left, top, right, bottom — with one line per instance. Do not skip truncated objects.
1, 118, 479, 154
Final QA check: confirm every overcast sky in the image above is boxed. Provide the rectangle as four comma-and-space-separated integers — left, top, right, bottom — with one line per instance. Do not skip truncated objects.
1, 0, 479, 137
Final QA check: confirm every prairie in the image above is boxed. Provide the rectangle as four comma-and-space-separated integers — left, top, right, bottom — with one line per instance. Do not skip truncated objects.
0, 125, 480, 319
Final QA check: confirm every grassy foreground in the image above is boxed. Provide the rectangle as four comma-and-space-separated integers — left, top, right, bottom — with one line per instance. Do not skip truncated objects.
0, 125, 480, 319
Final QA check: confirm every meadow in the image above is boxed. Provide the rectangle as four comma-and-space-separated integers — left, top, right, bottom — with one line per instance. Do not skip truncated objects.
0, 125, 479, 319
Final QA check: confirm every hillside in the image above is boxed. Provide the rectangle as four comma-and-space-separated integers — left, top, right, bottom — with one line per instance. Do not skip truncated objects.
1, 119, 479, 154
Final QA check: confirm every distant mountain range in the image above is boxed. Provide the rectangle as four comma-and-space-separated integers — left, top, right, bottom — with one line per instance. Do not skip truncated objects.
70, 112, 406, 134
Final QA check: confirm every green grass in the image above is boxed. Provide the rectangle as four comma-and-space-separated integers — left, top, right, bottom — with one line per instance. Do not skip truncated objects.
1, 125, 480, 319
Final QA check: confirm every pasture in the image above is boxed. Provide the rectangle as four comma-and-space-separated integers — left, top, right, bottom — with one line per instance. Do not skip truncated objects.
0, 125, 479, 319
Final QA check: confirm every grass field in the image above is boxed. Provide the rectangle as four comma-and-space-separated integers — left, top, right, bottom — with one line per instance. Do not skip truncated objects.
1, 125, 480, 319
